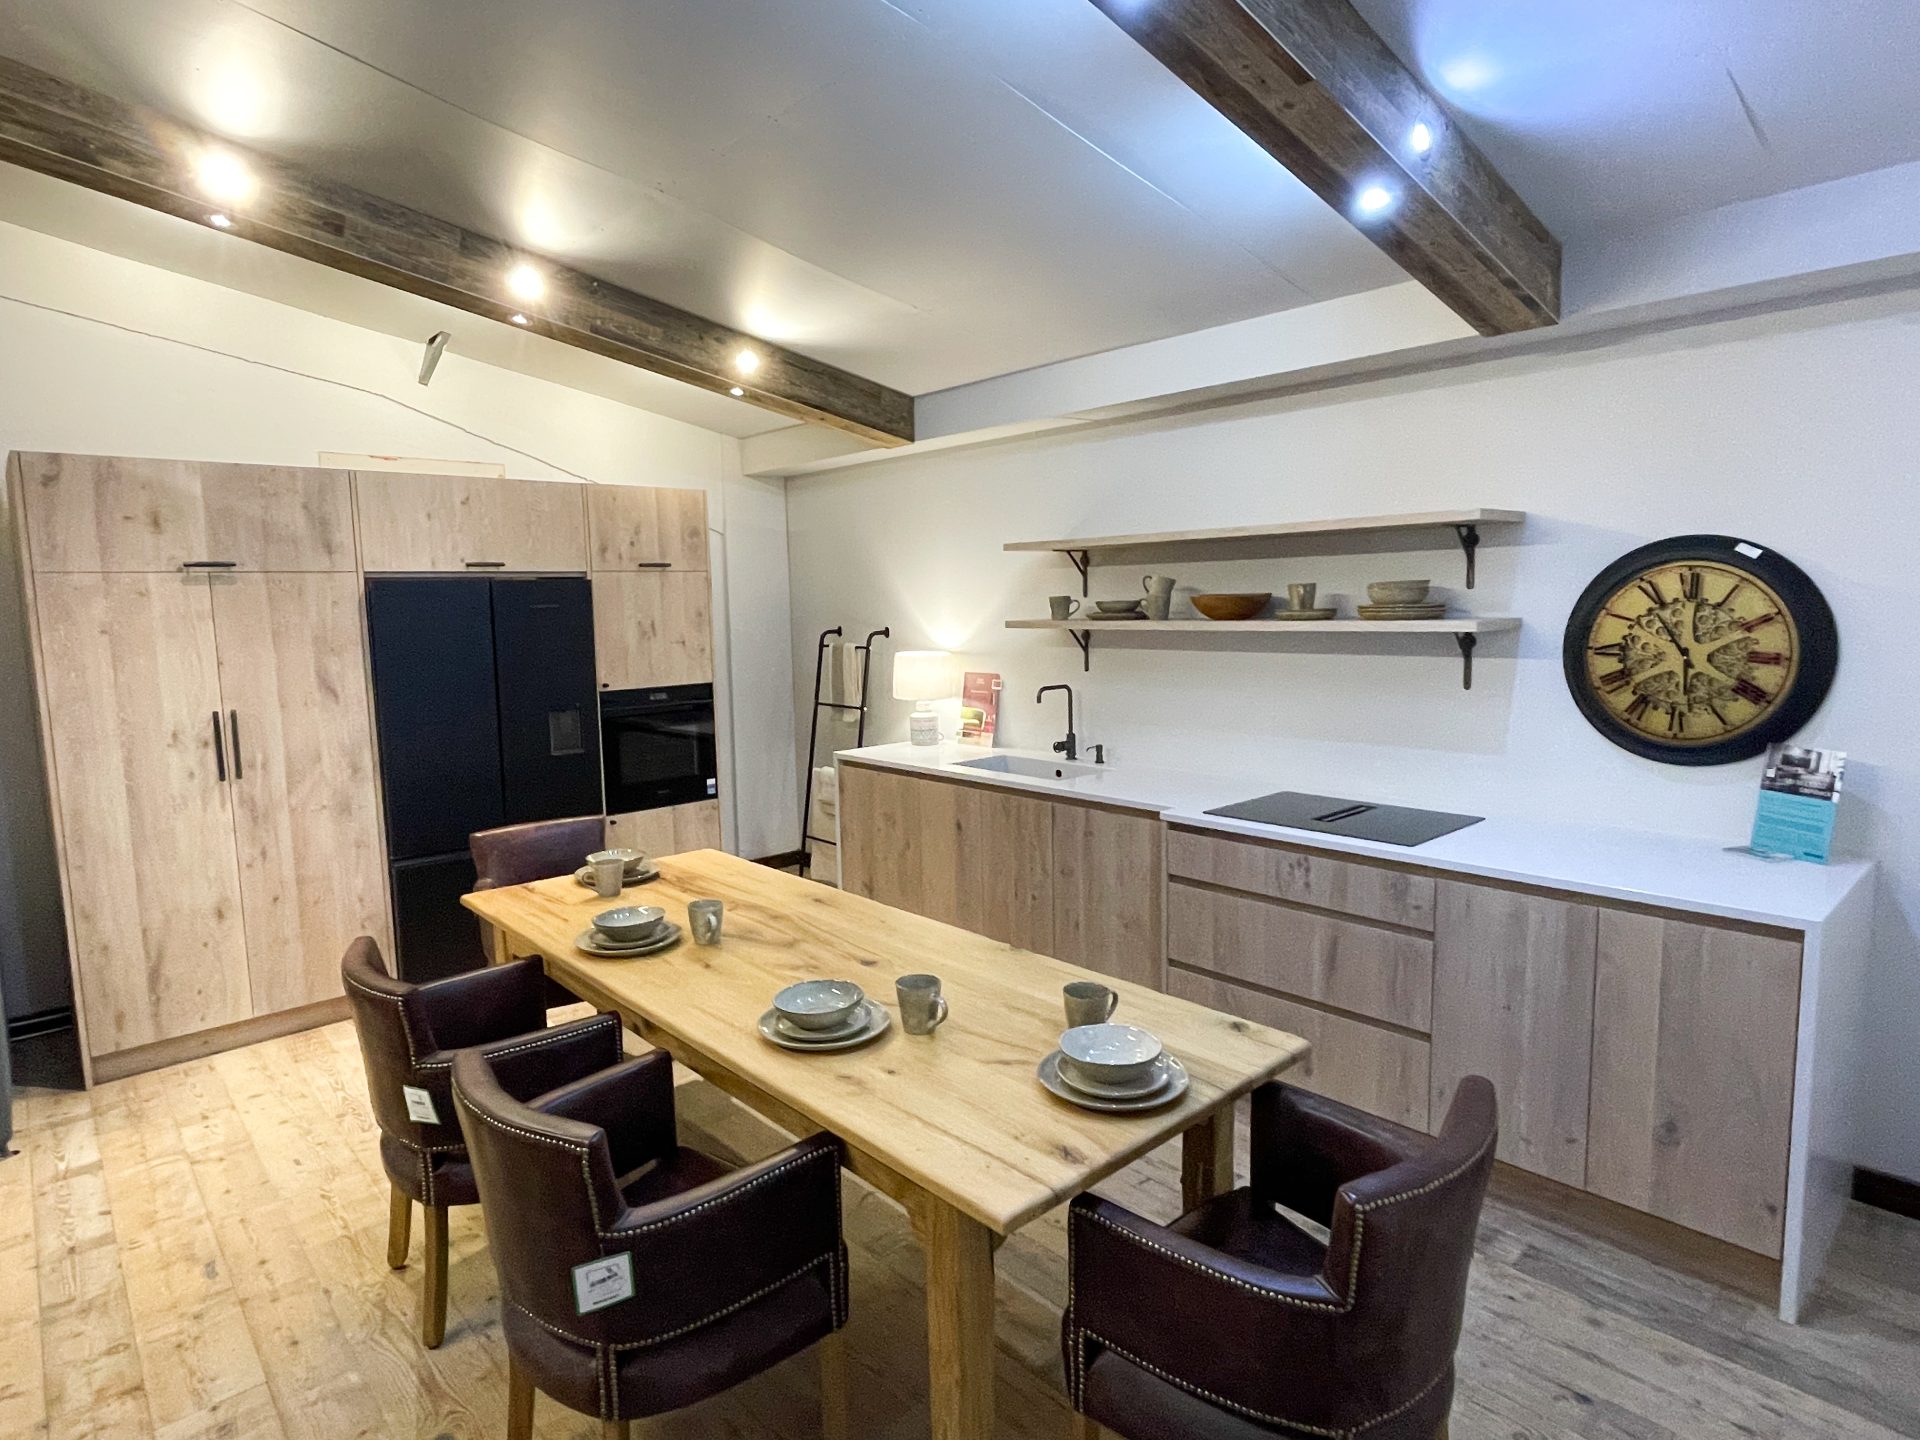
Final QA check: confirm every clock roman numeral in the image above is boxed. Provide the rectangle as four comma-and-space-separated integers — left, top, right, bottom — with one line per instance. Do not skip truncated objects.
1624, 695, 1653, 724
1741, 612, 1782, 633
1668, 707, 1687, 736
1681, 570, 1703, 601
1747, 650, 1787, 666
1589, 642, 1627, 659
1733, 678, 1772, 705
1596, 669, 1632, 694
1637, 578, 1666, 606
1718, 581, 1745, 607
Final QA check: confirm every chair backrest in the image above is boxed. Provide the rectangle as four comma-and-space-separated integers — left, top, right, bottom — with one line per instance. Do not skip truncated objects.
471, 816, 606, 889
451, 1046, 634, 1345
1324, 1075, 1497, 1399
339, 935, 464, 1153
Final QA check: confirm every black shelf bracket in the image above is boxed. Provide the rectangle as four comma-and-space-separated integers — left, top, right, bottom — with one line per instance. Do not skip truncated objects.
1070, 627, 1091, 672
1065, 549, 1090, 596
1455, 633, 1477, 690
1453, 524, 1482, 589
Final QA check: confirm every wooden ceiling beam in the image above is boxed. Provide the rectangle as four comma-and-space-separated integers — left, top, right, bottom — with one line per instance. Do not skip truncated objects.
1087, 0, 1560, 335
0, 54, 914, 445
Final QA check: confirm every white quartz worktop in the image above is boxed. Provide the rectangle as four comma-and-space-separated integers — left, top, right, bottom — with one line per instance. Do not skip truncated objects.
835, 742, 1874, 932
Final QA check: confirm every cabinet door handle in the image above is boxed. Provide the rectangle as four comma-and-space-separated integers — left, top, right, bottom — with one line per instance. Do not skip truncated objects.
212, 712, 227, 783
634, 560, 672, 569
181, 560, 238, 570
464, 560, 507, 569
228, 710, 243, 780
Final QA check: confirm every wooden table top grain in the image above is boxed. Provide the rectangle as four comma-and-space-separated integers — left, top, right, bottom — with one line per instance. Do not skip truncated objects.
463, 849, 1308, 1235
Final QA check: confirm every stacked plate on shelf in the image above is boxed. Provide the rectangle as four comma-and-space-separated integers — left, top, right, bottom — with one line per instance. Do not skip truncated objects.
1358, 579, 1446, 621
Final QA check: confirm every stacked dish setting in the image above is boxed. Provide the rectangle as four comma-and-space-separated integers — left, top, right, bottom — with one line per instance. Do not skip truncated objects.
758, 979, 891, 1051
576, 904, 680, 957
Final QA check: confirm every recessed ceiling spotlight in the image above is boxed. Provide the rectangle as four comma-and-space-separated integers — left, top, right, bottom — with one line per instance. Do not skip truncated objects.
509, 312, 529, 326
505, 262, 545, 301
1409, 122, 1433, 156
207, 212, 233, 229
194, 148, 257, 205
729, 386, 745, 397
1355, 184, 1396, 217
734, 348, 761, 375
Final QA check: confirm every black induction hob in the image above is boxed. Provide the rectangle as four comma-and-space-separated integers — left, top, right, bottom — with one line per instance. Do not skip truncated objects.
1203, 791, 1483, 847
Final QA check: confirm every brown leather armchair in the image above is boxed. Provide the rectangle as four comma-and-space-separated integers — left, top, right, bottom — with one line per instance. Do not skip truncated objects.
1065, 1078, 1497, 1440
451, 1042, 851, 1440
470, 815, 607, 963
340, 934, 624, 1347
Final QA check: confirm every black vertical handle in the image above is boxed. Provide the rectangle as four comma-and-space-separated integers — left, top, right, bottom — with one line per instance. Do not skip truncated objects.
212, 711, 227, 783
229, 710, 243, 779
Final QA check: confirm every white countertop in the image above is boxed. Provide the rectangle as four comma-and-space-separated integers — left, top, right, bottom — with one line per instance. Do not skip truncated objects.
835, 742, 1874, 931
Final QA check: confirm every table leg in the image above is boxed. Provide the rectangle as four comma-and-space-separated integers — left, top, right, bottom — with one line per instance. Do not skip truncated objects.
1180, 1101, 1238, 1214
918, 1201, 997, 1440
489, 922, 513, 967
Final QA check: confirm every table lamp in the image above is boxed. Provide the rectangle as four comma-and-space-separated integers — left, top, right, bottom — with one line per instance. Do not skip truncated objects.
893, 650, 955, 746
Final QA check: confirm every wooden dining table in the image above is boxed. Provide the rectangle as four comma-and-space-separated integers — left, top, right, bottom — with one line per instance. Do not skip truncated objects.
463, 849, 1309, 1440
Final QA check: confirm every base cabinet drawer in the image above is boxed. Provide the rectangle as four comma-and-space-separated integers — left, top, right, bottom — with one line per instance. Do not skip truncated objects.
606, 800, 722, 856
1168, 826, 1435, 930
1587, 912, 1800, 1257
1167, 879, 1431, 1029
1168, 968, 1430, 1131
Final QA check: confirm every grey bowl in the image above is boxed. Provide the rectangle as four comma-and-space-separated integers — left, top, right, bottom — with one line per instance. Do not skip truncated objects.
1093, 599, 1144, 614
593, 905, 666, 942
1059, 1022, 1164, 1087
774, 978, 866, 1031
587, 847, 647, 873
1366, 579, 1432, 606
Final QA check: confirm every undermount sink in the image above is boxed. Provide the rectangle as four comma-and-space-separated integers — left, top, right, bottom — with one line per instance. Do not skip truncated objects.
958, 755, 1103, 781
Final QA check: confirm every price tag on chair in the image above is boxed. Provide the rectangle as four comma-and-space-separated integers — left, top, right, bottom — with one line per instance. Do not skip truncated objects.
573, 1253, 636, 1314
402, 1085, 440, 1125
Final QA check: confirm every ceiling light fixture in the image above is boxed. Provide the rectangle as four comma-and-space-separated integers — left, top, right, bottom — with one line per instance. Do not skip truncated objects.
734, 348, 761, 375
1354, 184, 1396, 218
505, 262, 545, 302
207, 212, 233, 229
1409, 122, 1433, 156
729, 386, 745, 397
194, 148, 257, 205
509, 312, 529, 326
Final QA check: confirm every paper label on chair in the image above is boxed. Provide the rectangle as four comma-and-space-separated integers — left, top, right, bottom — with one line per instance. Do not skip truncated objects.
402, 1086, 440, 1125
572, 1253, 636, 1314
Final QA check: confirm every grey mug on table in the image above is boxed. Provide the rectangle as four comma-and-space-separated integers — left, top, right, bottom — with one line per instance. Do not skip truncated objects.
1064, 980, 1118, 1028
1049, 595, 1081, 621
687, 898, 724, 945
897, 973, 949, 1035
590, 854, 625, 898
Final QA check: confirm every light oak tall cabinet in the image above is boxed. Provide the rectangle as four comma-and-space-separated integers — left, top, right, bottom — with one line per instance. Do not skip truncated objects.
11, 453, 389, 1081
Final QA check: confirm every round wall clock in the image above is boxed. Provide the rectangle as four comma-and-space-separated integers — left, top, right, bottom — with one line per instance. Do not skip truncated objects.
1562, 535, 1837, 766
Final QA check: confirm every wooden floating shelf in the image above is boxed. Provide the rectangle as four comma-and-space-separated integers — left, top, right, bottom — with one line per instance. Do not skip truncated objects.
1006, 615, 1520, 688
1006, 617, 1520, 635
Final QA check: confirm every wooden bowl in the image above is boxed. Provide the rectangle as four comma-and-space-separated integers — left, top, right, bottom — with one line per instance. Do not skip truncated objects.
1190, 592, 1272, 621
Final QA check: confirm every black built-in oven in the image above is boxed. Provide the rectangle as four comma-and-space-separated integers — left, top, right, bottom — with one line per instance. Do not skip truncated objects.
600, 683, 718, 813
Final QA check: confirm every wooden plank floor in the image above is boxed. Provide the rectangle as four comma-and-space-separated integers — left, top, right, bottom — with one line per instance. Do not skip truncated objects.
5, 1017, 1919, 1440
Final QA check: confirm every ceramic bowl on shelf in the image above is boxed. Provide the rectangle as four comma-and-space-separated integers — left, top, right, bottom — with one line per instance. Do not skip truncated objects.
1191, 592, 1272, 621
774, 979, 867, 1032
1093, 599, 1146, 615
1366, 579, 1432, 606
1058, 1022, 1164, 1088
592, 905, 666, 942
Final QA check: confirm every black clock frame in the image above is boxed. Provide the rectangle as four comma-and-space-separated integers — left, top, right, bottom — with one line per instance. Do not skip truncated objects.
1562, 534, 1838, 766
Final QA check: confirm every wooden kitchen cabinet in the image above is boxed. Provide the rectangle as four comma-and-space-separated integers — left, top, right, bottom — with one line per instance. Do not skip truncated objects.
1051, 802, 1163, 988
353, 470, 588, 573
592, 571, 714, 688
17, 452, 355, 572
1430, 880, 1598, 1184
32, 573, 254, 1055
606, 800, 723, 856
212, 573, 392, 1015
1167, 826, 1435, 930
1587, 911, 1801, 1255
837, 763, 1054, 953
588, 484, 709, 571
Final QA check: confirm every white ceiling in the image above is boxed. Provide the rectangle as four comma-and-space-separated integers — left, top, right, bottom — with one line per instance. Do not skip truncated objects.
0, 0, 1405, 398
1352, 0, 1920, 239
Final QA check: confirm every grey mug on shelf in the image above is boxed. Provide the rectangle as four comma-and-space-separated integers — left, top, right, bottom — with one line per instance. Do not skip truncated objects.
1064, 980, 1118, 1028
1049, 595, 1081, 621
897, 973, 949, 1034
1287, 582, 1318, 611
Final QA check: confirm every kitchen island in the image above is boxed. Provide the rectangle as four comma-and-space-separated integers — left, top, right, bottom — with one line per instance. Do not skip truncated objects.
834, 742, 1877, 1323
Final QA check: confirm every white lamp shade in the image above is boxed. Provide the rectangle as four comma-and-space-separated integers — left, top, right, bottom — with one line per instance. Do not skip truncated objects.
892, 650, 955, 702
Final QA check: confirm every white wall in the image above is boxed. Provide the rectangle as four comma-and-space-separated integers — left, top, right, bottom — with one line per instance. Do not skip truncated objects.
787, 283, 1920, 1184
0, 220, 798, 1018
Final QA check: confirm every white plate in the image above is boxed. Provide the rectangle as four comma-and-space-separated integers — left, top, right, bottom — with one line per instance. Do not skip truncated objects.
574, 922, 681, 958
757, 1000, 892, 1053
1037, 1052, 1188, 1113
574, 863, 660, 888
773, 1009, 867, 1043
1056, 1059, 1172, 1101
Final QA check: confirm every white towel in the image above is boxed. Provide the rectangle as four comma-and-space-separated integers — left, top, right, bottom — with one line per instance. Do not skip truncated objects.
810, 766, 839, 824
830, 640, 865, 706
